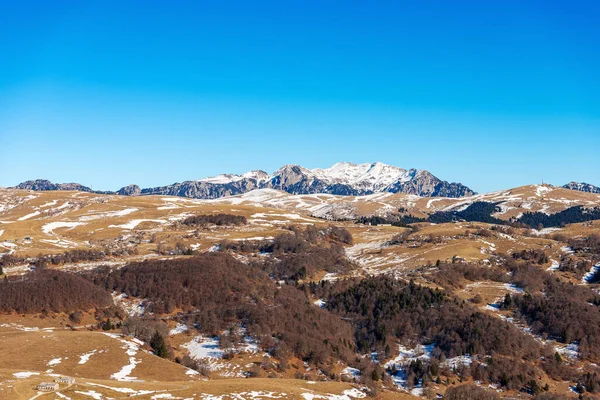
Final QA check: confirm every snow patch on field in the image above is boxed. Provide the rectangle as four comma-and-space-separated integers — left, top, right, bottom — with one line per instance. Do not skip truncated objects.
102, 333, 142, 381
556, 342, 579, 360
112, 292, 145, 316
583, 264, 600, 284
79, 208, 138, 221
385, 343, 434, 369
342, 367, 361, 378
561, 246, 574, 255
79, 350, 98, 364
109, 219, 167, 230
13, 371, 40, 378
535, 185, 553, 197
300, 388, 366, 399
18, 211, 41, 220
39, 238, 80, 249
87, 382, 158, 396
74, 390, 103, 399
183, 336, 224, 359
42, 221, 85, 235
169, 323, 189, 335
547, 260, 560, 272
531, 227, 561, 236
40, 200, 58, 208
504, 283, 525, 293
48, 357, 62, 366
314, 299, 326, 308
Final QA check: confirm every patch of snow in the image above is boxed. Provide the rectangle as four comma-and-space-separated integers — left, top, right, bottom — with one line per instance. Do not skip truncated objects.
39, 200, 58, 208
561, 246, 574, 255
504, 283, 525, 293
13, 371, 40, 378
183, 336, 224, 359
74, 391, 103, 399
169, 323, 189, 336
18, 211, 41, 220
109, 219, 167, 230
547, 260, 560, 272
102, 333, 142, 381
536, 185, 553, 197
314, 299, 326, 308
47, 357, 62, 366
530, 227, 561, 236
112, 292, 145, 316
342, 367, 361, 378
556, 342, 579, 360
78, 208, 138, 221
42, 221, 85, 235
86, 382, 157, 396
79, 350, 97, 364
583, 263, 600, 284
198, 174, 245, 184
444, 354, 473, 369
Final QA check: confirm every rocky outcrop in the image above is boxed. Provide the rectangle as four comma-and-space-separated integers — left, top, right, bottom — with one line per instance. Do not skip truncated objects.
117, 184, 141, 196
563, 182, 600, 194
385, 170, 475, 197
15, 179, 93, 192
140, 179, 263, 199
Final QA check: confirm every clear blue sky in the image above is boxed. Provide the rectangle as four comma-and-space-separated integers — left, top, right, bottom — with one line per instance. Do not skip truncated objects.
1, 1, 599, 193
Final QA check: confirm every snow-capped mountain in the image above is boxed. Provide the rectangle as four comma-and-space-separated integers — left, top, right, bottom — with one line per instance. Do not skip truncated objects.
312, 162, 416, 192
563, 181, 600, 194
138, 162, 475, 198
13, 162, 476, 199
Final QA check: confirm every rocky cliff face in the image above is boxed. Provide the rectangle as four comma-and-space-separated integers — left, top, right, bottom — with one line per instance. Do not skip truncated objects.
563, 182, 600, 194
385, 170, 475, 197
15, 179, 93, 192
117, 184, 141, 196
13, 162, 477, 199
140, 178, 263, 199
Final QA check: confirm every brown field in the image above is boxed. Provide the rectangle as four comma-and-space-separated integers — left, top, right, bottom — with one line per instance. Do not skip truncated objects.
1, 185, 599, 399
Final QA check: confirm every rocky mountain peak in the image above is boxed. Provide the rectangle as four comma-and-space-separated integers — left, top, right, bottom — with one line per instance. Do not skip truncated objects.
563, 181, 600, 194
117, 184, 142, 196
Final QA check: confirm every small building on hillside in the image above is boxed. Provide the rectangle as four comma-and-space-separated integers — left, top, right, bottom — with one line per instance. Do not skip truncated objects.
36, 382, 59, 391
55, 376, 75, 384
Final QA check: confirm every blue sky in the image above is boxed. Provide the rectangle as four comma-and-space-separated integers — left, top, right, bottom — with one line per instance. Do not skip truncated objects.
1, 1, 599, 193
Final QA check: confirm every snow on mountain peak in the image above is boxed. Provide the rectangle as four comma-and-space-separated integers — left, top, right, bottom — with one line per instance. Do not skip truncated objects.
196, 162, 425, 191
242, 170, 269, 181
197, 174, 244, 184
312, 161, 410, 190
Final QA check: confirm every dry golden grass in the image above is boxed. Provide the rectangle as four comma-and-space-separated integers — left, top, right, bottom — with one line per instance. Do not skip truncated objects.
3, 185, 599, 399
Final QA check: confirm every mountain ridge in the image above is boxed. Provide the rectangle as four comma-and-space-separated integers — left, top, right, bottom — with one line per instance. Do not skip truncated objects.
563, 181, 600, 194
14, 162, 477, 199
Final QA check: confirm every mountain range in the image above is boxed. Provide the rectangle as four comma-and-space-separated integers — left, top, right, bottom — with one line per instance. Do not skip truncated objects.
13, 162, 475, 199
11, 161, 599, 200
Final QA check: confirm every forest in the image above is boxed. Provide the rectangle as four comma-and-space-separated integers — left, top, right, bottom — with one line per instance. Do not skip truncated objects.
517, 206, 600, 229
181, 213, 247, 226
0, 269, 113, 314
354, 203, 600, 230
85, 253, 357, 366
